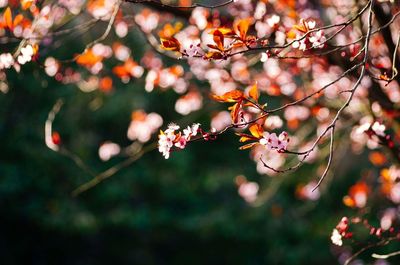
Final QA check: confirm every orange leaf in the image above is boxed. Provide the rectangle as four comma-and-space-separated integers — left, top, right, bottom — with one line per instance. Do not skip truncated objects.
236, 133, 257, 142
99, 76, 113, 92
212, 90, 244, 102
213, 29, 225, 51
229, 102, 242, 123
235, 18, 251, 40
286, 30, 297, 39
343, 196, 355, 208
21, 0, 33, 10
13, 14, 23, 27
158, 22, 183, 38
239, 142, 257, 150
369, 151, 386, 166
76, 49, 102, 67
248, 83, 259, 102
4, 7, 12, 30
113, 65, 129, 78
249, 124, 263, 139
293, 24, 307, 33
349, 182, 370, 197
209, 28, 234, 35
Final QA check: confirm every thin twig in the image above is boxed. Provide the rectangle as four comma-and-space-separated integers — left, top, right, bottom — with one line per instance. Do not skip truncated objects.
72, 142, 157, 197
372, 250, 400, 259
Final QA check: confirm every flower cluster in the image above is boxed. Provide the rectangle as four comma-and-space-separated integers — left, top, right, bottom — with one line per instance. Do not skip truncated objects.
330, 214, 400, 251
158, 123, 201, 159
331, 217, 352, 246
357, 120, 386, 137
291, 19, 326, 51
127, 110, 163, 143
237, 123, 290, 152
259, 131, 289, 151
17, 44, 36, 65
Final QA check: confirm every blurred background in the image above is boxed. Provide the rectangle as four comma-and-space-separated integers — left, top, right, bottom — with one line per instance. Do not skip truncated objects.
0, 45, 375, 265
1, 0, 400, 264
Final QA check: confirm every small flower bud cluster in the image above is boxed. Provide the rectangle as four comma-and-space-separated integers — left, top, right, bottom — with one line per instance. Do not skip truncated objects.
158, 123, 201, 159
331, 217, 352, 246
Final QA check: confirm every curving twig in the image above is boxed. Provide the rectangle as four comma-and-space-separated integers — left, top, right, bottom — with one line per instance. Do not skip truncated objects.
372, 250, 400, 259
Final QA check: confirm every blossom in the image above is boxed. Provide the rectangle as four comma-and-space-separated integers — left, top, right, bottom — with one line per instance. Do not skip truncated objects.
371, 121, 386, 136
44, 57, 59, 77
238, 181, 259, 203
343, 182, 370, 208
259, 131, 289, 151
127, 110, 163, 143
0, 53, 14, 69
331, 229, 343, 246
98, 142, 120, 161
183, 42, 203, 57
158, 123, 202, 159
158, 125, 178, 159
87, 0, 117, 20
296, 181, 321, 201
330, 217, 353, 246
17, 44, 35, 65
336, 217, 349, 234
309, 30, 326, 48
266, 15, 280, 28
183, 123, 200, 140
291, 19, 326, 51
292, 39, 307, 51
166, 123, 179, 132
175, 91, 203, 115
174, 136, 187, 149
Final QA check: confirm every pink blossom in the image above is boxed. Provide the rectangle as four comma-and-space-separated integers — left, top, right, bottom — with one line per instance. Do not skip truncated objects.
259, 131, 289, 151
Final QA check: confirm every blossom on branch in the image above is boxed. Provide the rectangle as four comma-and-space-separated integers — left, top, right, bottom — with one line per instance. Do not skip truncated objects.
158, 123, 202, 159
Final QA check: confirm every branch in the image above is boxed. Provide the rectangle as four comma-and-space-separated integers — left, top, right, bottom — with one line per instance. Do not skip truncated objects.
260, 2, 374, 183
45, 99, 96, 177
312, 0, 374, 190
45, 99, 64, 152
72, 142, 156, 197
372, 250, 400, 259
124, 0, 234, 9
344, 237, 398, 265
84, 0, 121, 50
265, 62, 363, 114
56, 0, 121, 64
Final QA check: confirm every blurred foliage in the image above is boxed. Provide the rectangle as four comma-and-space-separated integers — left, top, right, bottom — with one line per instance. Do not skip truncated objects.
0, 59, 370, 265
0, 3, 400, 265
